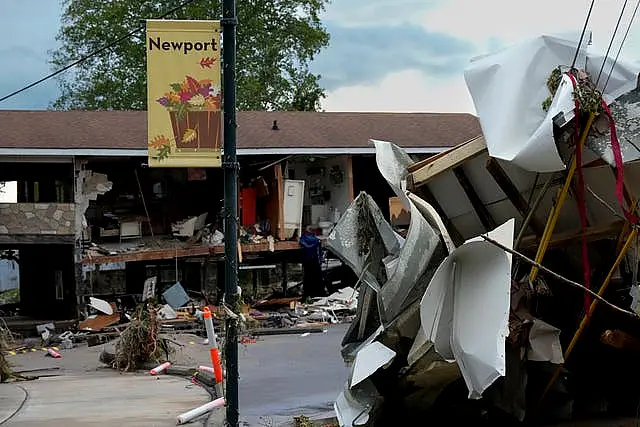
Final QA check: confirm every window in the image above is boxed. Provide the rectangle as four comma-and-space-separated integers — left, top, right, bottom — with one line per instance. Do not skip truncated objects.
55, 180, 65, 203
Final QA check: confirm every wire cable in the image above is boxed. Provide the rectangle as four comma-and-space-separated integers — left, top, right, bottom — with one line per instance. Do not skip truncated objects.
596, 0, 630, 86
572, 0, 597, 69
0, 0, 201, 104
602, 0, 640, 93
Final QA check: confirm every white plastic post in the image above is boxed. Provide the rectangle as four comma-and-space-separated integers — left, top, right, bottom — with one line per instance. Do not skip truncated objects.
176, 397, 225, 425
149, 361, 171, 375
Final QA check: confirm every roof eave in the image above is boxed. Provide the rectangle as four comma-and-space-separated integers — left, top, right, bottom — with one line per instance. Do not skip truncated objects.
0, 146, 448, 158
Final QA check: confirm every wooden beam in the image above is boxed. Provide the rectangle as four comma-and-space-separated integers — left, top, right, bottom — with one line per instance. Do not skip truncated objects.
82, 245, 211, 265
346, 155, 354, 203
485, 158, 545, 236
82, 241, 302, 265
275, 164, 285, 241
407, 135, 483, 173
453, 166, 496, 231
416, 185, 464, 246
410, 136, 487, 188
519, 221, 624, 250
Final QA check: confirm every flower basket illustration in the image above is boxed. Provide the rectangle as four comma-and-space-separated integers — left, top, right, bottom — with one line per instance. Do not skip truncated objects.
168, 108, 221, 150
151, 75, 222, 159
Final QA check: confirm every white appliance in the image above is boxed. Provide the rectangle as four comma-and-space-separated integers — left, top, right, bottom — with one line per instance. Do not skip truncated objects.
283, 179, 305, 239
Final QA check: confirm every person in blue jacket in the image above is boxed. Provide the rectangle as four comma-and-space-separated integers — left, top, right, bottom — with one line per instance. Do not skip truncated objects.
299, 227, 324, 298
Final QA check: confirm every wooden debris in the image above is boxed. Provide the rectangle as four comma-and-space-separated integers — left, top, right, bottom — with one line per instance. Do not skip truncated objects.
519, 221, 624, 250
252, 297, 301, 309
409, 136, 487, 186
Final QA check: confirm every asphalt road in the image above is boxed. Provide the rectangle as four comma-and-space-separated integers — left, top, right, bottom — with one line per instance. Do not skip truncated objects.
236, 324, 349, 424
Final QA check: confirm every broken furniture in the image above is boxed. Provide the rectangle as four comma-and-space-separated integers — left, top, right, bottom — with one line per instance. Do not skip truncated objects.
171, 213, 208, 238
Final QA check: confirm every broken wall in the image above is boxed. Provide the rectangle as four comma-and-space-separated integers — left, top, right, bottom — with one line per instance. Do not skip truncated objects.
74, 162, 113, 241
74, 159, 113, 316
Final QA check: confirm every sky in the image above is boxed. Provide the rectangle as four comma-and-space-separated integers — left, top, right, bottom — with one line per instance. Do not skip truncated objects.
1, 0, 640, 113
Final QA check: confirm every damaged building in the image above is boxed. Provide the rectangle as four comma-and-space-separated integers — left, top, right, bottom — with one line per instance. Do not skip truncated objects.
0, 110, 479, 331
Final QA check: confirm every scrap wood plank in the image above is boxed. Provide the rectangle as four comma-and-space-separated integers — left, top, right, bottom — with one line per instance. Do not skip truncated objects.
78, 314, 120, 331
252, 297, 300, 309
79, 302, 120, 331
486, 158, 545, 236
407, 135, 484, 173
409, 136, 487, 188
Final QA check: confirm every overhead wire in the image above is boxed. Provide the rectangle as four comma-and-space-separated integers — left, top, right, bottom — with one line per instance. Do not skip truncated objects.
572, 0, 597, 69
596, 0, 630, 86
0, 0, 201, 104
602, 0, 640, 93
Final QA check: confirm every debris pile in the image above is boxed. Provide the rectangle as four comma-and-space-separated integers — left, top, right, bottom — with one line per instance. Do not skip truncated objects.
247, 287, 358, 331
331, 33, 640, 426
0, 321, 13, 382
111, 303, 170, 371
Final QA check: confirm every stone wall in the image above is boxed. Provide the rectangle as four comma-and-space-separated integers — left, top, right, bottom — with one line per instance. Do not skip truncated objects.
0, 203, 75, 235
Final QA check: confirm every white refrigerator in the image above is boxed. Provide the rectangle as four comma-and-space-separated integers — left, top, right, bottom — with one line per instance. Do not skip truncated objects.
283, 179, 305, 239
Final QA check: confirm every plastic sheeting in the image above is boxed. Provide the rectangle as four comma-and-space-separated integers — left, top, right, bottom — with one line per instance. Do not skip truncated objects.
419, 219, 514, 399
465, 33, 640, 173
350, 341, 396, 389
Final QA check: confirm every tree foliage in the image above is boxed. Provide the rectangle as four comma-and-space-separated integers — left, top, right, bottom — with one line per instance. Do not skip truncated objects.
51, 0, 330, 111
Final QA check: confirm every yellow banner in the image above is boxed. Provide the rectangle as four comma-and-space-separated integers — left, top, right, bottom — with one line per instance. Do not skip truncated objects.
146, 20, 222, 168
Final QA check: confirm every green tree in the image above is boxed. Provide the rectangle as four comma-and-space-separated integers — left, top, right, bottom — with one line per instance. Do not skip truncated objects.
50, 0, 330, 111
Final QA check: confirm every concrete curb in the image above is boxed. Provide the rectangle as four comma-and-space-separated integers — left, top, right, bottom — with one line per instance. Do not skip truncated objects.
99, 350, 221, 424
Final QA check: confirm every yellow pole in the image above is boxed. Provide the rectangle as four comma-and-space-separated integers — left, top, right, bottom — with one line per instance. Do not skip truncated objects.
537, 227, 638, 406
529, 113, 596, 283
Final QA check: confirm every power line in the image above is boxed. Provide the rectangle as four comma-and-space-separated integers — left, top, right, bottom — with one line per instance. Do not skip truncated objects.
602, 0, 640, 93
0, 0, 201, 104
596, 0, 629, 86
572, 0, 597, 69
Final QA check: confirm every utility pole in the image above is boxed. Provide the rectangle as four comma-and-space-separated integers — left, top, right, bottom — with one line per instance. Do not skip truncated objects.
222, 0, 239, 424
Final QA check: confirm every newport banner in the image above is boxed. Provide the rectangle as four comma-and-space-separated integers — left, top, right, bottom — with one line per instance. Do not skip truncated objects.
146, 20, 222, 168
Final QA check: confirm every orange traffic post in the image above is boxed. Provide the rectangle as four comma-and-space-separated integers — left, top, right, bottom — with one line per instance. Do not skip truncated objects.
203, 307, 224, 397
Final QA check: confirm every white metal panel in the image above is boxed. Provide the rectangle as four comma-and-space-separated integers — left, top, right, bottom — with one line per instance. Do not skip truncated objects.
283, 179, 305, 238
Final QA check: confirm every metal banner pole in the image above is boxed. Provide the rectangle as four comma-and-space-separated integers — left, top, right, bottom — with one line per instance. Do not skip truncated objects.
222, 0, 239, 424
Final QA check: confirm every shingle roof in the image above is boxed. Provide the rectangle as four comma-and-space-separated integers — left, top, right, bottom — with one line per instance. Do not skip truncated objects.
0, 110, 481, 151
